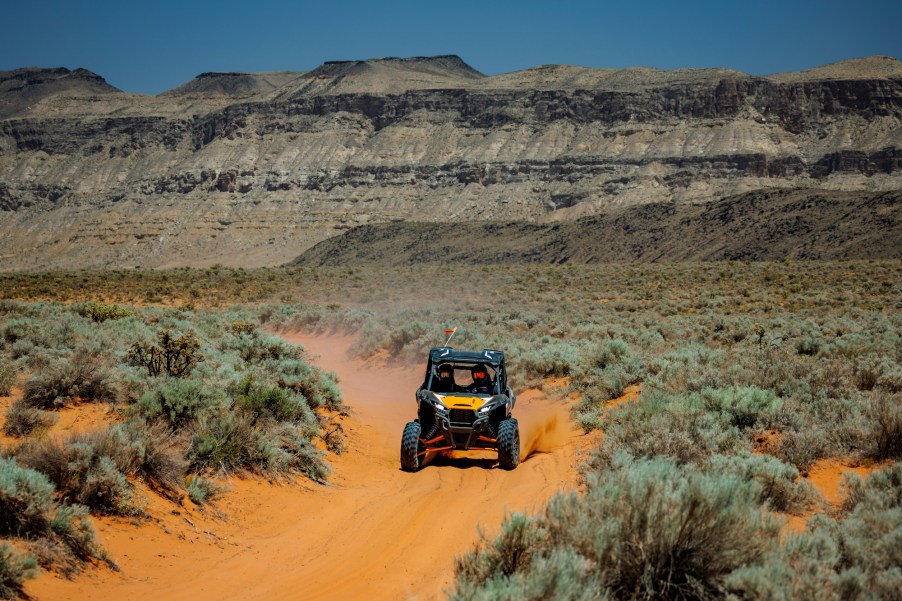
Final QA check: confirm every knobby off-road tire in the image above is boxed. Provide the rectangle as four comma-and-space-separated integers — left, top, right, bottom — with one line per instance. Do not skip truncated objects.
401, 421, 423, 472
497, 417, 520, 470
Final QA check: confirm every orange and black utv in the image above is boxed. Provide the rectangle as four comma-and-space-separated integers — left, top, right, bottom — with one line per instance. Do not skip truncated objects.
401, 347, 519, 471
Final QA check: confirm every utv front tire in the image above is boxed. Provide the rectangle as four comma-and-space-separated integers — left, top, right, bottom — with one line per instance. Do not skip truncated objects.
401, 421, 423, 472
497, 418, 520, 470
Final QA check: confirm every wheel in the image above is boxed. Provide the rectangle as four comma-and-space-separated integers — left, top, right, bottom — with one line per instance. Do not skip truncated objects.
497, 417, 520, 470
401, 421, 423, 472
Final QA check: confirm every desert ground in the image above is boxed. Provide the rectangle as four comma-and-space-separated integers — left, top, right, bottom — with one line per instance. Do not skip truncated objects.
0, 261, 899, 600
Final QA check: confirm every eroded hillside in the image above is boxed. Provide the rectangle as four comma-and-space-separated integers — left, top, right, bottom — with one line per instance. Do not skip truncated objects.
1, 55, 900, 269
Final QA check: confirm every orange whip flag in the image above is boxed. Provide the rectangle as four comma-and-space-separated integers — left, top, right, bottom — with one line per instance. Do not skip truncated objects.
444, 327, 458, 346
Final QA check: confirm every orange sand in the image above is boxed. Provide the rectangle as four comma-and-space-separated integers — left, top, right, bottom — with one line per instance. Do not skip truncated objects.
783, 458, 881, 533
26, 333, 588, 601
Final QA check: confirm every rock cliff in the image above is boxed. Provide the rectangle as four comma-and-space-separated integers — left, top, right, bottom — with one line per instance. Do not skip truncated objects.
0, 55, 900, 269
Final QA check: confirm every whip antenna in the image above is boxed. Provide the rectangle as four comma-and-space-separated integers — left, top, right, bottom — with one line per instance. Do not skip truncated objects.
444, 327, 458, 346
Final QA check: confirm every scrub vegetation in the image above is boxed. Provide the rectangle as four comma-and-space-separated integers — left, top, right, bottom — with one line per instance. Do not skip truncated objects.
0, 259, 899, 596
0, 299, 343, 583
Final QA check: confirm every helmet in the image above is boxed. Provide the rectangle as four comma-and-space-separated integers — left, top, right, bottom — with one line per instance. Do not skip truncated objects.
438, 364, 453, 378
472, 365, 488, 381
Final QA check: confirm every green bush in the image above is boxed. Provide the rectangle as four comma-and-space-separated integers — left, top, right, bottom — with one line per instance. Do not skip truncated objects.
233, 375, 310, 424
227, 332, 301, 364
270, 359, 343, 411
108, 419, 186, 496
0, 544, 38, 601
452, 455, 782, 600
79, 302, 135, 323
0, 457, 56, 537
518, 343, 581, 382
185, 475, 226, 505
189, 410, 257, 472
698, 386, 782, 430
135, 377, 226, 429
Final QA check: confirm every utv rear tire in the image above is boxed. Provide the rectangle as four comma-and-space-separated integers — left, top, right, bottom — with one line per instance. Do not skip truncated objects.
401, 421, 423, 472
497, 418, 520, 470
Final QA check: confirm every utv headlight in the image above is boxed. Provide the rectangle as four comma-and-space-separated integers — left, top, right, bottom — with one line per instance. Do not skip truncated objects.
478, 396, 502, 413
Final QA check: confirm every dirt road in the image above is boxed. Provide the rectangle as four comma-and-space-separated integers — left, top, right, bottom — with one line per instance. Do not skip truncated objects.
28, 333, 587, 601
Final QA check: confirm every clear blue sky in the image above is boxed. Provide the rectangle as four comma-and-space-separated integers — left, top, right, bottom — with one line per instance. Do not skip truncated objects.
3, 0, 900, 95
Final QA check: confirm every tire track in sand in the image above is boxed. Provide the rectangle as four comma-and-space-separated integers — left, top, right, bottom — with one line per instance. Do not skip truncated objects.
27, 333, 588, 601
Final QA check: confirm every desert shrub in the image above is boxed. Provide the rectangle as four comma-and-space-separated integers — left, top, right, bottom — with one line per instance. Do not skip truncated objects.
705, 453, 818, 514
0, 360, 16, 396
270, 359, 343, 411
135, 377, 226, 429
796, 336, 822, 356
830, 465, 902, 593
185, 474, 226, 505
189, 410, 258, 472
518, 342, 582, 384
591, 389, 751, 468
783, 463, 902, 600
228, 320, 256, 336
0, 544, 38, 601
232, 375, 312, 424
3, 400, 58, 437
17, 437, 136, 516
0, 458, 108, 575
0, 457, 56, 537
109, 419, 186, 495
353, 319, 436, 361
724, 528, 842, 601
126, 329, 204, 378
585, 338, 629, 369
771, 427, 832, 471
698, 386, 781, 430
646, 344, 725, 385
79, 302, 134, 323
50, 504, 108, 565
851, 355, 894, 392
452, 455, 782, 601
864, 391, 902, 460
22, 355, 118, 408
258, 425, 331, 482
226, 332, 301, 364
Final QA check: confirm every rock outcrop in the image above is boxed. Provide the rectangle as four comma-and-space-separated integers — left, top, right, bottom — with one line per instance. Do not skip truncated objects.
0, 55, 900, 270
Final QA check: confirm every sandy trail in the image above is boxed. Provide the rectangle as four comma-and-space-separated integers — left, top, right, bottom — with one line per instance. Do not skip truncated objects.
27, 333, 586, 601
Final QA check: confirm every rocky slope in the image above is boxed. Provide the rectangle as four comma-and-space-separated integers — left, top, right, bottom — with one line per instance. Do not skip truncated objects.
292, 189, 902, 265
0, 55, 900, 270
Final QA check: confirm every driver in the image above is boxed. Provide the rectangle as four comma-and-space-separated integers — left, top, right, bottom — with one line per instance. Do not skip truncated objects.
467, 365, 493, 394
432, 363, 458, 393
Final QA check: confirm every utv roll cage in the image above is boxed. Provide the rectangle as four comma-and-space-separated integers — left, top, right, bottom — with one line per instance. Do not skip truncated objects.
421, 347, 509, 396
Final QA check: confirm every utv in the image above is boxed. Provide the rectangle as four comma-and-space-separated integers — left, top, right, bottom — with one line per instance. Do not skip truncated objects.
400, 347, 519, 472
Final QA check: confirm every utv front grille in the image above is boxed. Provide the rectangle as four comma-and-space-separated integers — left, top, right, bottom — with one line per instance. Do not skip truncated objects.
449, 409, 476, 425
